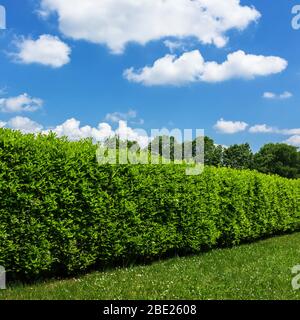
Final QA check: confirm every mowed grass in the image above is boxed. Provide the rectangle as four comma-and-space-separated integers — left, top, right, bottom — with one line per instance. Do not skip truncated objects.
2, 233, 300, 300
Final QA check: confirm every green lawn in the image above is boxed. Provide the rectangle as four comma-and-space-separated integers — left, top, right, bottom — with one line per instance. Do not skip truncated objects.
1, 233, 300, 300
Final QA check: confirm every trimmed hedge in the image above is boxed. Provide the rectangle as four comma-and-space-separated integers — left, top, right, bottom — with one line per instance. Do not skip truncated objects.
0, 128, 299, 279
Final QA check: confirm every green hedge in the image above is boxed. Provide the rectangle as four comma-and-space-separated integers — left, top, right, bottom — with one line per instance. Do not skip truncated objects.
0, 128, 299, 280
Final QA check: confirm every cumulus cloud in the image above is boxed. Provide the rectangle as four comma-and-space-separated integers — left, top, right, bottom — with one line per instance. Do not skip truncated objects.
249, 124, 300, 135
115, 121, 149, 147
214, 118, 248, 134
0, 93, 43, 113
105, 109, 144, 124
51, 118, 149, 147
105, 109, 137, 123
281, 129, 300, 135
214, 120, 300, 147
285, 135, 300, 147
2, 117, 149, 147
51, 119, 149, 147
12, 34, 71, 68
249, 124, 276, 134
263, 91, 293, 99
51, 118, 114, 142
7, 116, 43, 133
248, 123, 300, 147
124, 50, 288, 86
163, 40, 186, 53
39, 0, 260, 54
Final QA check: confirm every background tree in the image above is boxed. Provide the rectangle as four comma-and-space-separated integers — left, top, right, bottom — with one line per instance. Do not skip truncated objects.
223, 143, 253, 170
115, 133, 300, 179
203, 136, 223, 166
148, 135, 182, 161
191, 136, 223, 166
254, 143, 300, 179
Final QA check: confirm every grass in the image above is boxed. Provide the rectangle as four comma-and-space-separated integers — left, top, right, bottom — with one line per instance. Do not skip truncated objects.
1, 232, 300, 300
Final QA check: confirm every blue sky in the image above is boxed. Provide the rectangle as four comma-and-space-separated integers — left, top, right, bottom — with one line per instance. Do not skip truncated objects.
0, 0, 300, 150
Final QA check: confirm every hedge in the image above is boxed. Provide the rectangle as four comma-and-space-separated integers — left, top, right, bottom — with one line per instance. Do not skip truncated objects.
0, 128, 299, 280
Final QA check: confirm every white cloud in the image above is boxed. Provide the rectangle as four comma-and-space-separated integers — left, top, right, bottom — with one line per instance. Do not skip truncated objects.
281, 128, 300, 135
115, 121, 149, 147
249, 124, 276, 133
248, 124, 300, 147
40, 0, 260, 54
12, 34, 71, 68
51, 118, 114, 142
214, 118, 248, 134
263, 92, 276, 99
124, 50, 288, 86
105, 109, 136, 123
285, 135, 300, 147
7, 116, 43, 133
249, 124, 300, 135
263, 91, 293, 99
2, 116, 149, 147
125, 50, 204, 86
105, 110, 144, 125
0, 93, 43, 113
35, 8, 51, 20
52, 119, 149, 147
163, 40, 186, 53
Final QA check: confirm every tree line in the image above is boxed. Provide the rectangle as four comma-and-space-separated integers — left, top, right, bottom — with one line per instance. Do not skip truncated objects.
147, 136, 300, 179
102, 135, 300, 179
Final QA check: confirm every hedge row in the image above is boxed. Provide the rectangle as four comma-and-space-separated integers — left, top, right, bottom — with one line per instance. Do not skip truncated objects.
0, 129, 299, 279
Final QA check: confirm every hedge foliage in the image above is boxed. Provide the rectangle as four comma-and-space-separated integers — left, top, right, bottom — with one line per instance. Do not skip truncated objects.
0, 128, 299, 280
